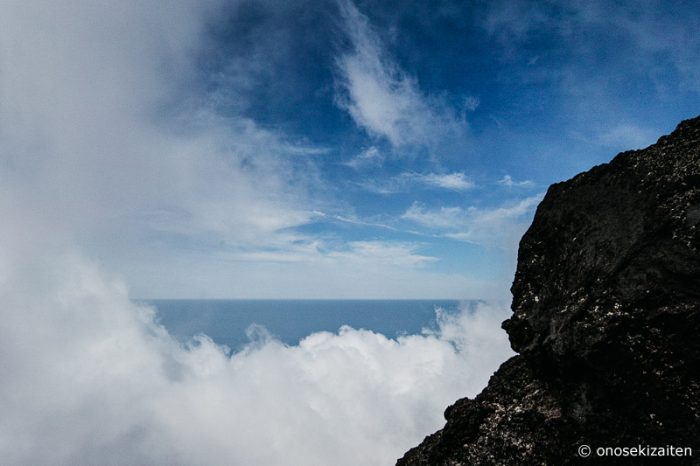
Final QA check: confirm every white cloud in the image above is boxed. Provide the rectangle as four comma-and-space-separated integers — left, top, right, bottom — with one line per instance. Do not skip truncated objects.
417, 172, 475, 191
0, 247, 513, 465
359, 172, 475, 194
124, 238, 497, 299
402, 205, 466, 230
335, 0, 465, 148
344, 146, 384, 169
328, 241, 437, 267
224, 240, 436, 268
498, 175, 534, 188
402, 195, 542, 248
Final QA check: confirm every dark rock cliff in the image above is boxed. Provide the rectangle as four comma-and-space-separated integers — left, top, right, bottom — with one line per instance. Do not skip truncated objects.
397, 116, 700, 465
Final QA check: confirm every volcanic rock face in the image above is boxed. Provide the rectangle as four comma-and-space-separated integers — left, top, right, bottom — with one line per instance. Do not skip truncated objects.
397, 116, 700, 465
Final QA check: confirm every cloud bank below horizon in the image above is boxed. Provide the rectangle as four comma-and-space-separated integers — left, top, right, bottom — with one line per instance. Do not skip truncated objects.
0, 248, 512, 465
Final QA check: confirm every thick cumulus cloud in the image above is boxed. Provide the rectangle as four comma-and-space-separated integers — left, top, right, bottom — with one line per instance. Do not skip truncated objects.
0, 247, 511, 465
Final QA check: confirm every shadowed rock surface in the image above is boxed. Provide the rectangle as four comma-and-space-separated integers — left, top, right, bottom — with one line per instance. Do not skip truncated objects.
397, 116, 700, 465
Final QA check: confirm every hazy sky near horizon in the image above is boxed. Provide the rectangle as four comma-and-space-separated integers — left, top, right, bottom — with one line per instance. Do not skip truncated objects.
2, 0, 700, 298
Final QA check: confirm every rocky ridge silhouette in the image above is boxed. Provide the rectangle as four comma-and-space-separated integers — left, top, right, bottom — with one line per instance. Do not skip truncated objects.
397, 116, 700, 465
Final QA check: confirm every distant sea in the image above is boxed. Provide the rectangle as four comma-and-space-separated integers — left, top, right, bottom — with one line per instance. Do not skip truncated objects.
147, 300, 465, 350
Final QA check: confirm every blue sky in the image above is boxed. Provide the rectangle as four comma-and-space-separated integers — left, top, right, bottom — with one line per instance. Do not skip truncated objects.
2, 0, 699, 298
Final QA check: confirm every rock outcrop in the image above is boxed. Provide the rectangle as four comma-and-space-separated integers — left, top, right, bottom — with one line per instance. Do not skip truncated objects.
397, 116, 700, 465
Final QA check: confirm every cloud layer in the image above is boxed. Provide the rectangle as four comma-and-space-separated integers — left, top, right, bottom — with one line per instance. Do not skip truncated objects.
0, 247, 511, 465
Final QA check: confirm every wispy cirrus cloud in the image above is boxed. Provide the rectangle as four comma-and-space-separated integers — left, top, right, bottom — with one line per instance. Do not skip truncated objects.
498, 175, 534, 188
225, 239, 435, 268
334, 0, 466, 149
417, 172, 475, 191
359, 172, 475, 194
343, 146, 384, 169
402, 195, 542, 249
327, 240, 437, 267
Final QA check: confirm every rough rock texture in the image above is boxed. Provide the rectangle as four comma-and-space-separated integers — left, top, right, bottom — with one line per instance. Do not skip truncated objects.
397, 116, 700, 465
